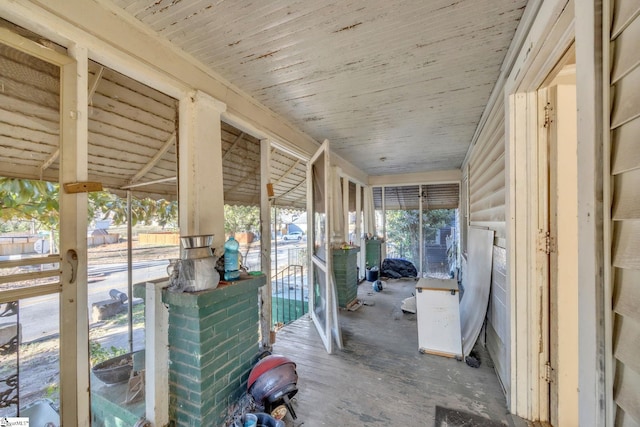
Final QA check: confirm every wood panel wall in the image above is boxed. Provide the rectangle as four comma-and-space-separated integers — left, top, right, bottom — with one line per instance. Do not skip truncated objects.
610, 0, 640, 424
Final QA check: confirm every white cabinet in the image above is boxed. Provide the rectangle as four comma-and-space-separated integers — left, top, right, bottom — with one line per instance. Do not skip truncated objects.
415, 278, 462, 358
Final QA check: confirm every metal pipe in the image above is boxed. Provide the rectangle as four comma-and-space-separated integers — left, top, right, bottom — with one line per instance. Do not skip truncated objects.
121, 176, 176, 190
127, 190, 133, 353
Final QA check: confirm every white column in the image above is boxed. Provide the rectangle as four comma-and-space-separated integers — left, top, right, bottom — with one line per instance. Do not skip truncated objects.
59, 43, 90, 426
342, 175, 349, 243
355, 183, 362, 277
145, 280, 169, 426
178, 91, 227, 252
260, 138, 273, 346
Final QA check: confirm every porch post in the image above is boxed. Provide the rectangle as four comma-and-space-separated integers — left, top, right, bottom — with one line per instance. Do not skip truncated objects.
59, 43, 90, 426
178, 91, 227, 253
260, 138, 273, 346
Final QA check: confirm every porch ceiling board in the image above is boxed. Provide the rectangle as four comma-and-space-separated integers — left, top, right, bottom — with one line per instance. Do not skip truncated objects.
109, 0, 528, 177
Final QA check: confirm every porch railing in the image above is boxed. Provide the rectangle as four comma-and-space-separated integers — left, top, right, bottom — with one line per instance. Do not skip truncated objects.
271, 264, 307, 326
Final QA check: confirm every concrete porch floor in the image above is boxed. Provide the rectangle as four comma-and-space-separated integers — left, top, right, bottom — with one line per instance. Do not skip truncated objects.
271, 278, 529, 427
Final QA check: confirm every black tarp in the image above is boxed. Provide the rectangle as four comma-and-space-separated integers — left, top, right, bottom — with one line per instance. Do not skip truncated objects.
381, 258, 417, 278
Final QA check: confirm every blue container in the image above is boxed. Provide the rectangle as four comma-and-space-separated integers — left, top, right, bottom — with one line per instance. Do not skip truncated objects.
224, 236, 240, 281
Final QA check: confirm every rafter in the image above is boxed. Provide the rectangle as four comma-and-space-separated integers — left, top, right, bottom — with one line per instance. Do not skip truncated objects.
128, 132, 176, 184
276, 178, 306, 200
39, 148, 59, 180
88, 66, 104, 103
224, 147, 274, 198
222, 131, 245, 161
272, 159, 300, 186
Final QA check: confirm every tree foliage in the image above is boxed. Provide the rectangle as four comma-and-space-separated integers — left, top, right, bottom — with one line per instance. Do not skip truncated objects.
0, 178, 178, 232
0, 178, 59, 231
385, 208, 455, 264
224, 205, 260, 235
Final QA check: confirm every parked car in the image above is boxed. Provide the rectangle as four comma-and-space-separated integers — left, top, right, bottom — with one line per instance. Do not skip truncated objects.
283, 231, 303, 241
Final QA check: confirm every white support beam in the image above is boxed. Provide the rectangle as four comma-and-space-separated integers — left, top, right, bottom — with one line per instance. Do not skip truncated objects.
59, 43, 90, 427
129, 132, 176, 184
260, 139, 273, 347
178, 91, 226, 252
342, 175, 349, 243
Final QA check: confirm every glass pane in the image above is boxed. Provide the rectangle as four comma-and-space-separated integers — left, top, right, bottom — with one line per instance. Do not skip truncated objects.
311, 153, 326, 262
373, 187, 384, 238
312, 265, 327, 332
384, 186, 420, 271
422, 209, 458, 279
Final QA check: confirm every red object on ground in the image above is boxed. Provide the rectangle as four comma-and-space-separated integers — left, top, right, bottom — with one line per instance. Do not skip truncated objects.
247, 354, 298, 420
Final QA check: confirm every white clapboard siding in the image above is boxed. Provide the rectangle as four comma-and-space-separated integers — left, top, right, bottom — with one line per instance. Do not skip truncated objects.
611, 0, 640, 424
469, 104, 506, 238
466, 96, 509, 398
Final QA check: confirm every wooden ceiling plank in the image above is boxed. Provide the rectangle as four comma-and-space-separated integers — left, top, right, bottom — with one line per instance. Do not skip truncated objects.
128, 132, 176, 184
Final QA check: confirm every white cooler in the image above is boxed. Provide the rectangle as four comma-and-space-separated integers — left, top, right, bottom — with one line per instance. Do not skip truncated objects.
415, 278, 462, 359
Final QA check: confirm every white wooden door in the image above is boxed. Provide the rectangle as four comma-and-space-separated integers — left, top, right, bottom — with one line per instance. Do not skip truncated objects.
307, 140, 342, 353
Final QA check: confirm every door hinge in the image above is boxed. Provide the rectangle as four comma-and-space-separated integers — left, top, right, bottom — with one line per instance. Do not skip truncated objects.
538, 231, 552, 255
543, 102, 554, 128
543, 362, 554, 383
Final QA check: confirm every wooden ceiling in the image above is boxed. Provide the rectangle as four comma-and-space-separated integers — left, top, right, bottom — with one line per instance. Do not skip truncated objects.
1, 0, 529, 208
109, 0, 527, 176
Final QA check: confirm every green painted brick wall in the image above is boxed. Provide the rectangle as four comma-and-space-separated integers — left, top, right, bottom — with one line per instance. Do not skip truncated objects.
163, 275, 265, 426
333, 248, 360, 308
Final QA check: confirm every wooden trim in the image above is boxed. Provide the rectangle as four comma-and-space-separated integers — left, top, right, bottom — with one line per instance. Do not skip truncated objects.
368, 169, 461, 186
0, 283, 62, 304
603, 0, 615, 425
0, 27, 73, 66
0, 269, 59, 285
0, 255, 59, 268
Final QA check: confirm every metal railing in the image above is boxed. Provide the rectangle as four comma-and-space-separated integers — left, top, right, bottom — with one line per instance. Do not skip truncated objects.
271, 264, 307, 326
